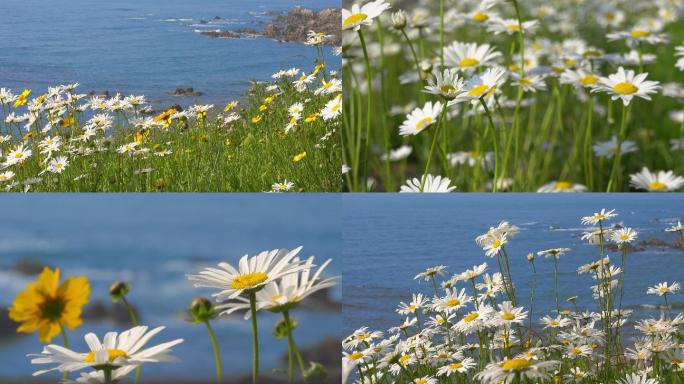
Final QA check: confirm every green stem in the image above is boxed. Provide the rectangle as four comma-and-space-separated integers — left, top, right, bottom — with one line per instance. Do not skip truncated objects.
121, 296, 141, 384
420, 104, 447, 191
59, 323, 70, 380
480, 98, 500, 192
607, 104, 629, 192
584, 94, 594, 190
205, 321, 223, 384
439, 0, 445, 68
283, 310, 307, 381
249, 292, 259, 384
104, 368, 113, 384
357, 29, 373, 192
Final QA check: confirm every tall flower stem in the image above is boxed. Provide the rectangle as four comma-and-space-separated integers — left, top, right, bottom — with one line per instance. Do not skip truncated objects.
583, 95, 595, 190
607, 104, 630, 192
357, 29, 373, 192
283, 310, 307, 381
205, 321, 223, 384
103, 368, 113, 384
249, 292, 260, 384
59, 323, 70, 380
439, 0, 445, 68
480, 98, 500, 192
420, 104, 447, 191
121, 296, 141, 384
553, 257, 559, 313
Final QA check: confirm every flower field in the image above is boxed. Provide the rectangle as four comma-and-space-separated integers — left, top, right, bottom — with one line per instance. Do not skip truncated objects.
342, 0, 684, 192
0, 38, 342, 192
343, 210, 684, 383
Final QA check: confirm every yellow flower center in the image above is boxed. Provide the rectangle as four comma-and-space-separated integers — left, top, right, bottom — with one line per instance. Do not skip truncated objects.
649, 182, 668, 191
619, 234, 629, 241
331, 104, 341, 112
613, 82, 637, 95
408, 304, 416, 312
415, 117, 434, 131
464, 312, 479, 322
471, 12, 489, 22
415, 379, 427, 384
399, 354, 412, 366
571, 347, 582, 354
84, 349, 129, 363
459, 58, 480, 68
231, 272, 268, 290
467, 84, 490, 97
343, 13, 368, 28
441, 85, 457, 95
492, 239, 502, 248
447, 299, 461, 307
631, 30, 650, 38
550, 320, 560, 326
348, 351, 364, 361
564, 59, 577, 67
507, 23, 520, 31
555, 181, 573, 190
658, 286, 669, 293
500, 358, 530, 371
14, 153, 24, 159
580, 75, 598, 86
501, 312, 516, 321
449, 362, 463, 369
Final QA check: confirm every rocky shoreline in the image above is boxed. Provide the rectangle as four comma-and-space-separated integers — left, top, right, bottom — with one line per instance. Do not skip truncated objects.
200, 7, 341, 46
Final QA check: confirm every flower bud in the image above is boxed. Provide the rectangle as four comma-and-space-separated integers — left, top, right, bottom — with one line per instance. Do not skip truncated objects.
527, 252, 535, 262
188, 297, 217, 323
109, 281, 130, 303
391, 10, 407, 30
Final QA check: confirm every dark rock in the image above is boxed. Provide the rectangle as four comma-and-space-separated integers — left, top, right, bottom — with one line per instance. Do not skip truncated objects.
169, 87, 203, 97
262, 7, 341, 46
213, 16, 222, 20
82, 300, 140, 326
11, 258, 49, 276
0, 307, 21, 340
279, 337, 341, 384
200, 28, 260, 39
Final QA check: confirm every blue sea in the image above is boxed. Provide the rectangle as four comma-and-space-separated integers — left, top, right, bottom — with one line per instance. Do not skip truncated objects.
0, 194, 341, 380
0, 0, 339, 107
342, 194, 684, 337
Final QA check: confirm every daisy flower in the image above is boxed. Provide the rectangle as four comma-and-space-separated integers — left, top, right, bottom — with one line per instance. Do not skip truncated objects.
9, 267, 89, 343
424, 68, 463, 100
629, 167, 684, 192
647, 282, 681, 296
454, 67, 507, 103
497, 301, 527, 325
398, 101, 443, 136
482, 234, 507, 257
432, 288, 472, 313
581, 209, 618, 225
607, 26, 669, 45
217, 256, 338, 317
665, 221, 683, 232
537, 248, 570, 259
5, 144, 32, 166
321, 95, 342, 121
271, 180, 294, 192
540, 315, 571, 329
611, 227, 638, 244
476, 358, 557, 384
487, 18, 539, 35
592, 67, 660, 106
187, 247, 306, 301
619, 373, 659, 384
444, 42, 501, 72
29, 326, 183, 377
400, 174, 456, 193
537, 181, 587, 193
414, 266, 447, 281
47, 156, 69, 174
342, 0, 390, 31
381, 145, 412, 162
436, 357, 476, 376
593, 136, 638, 158
564, 344, 593, 359
343, 327, 383, 350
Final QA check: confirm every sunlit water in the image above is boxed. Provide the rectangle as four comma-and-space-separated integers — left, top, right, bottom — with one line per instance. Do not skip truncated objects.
0, 194, 341, 380
343, 194, 684, 339
0, 0, 339, 107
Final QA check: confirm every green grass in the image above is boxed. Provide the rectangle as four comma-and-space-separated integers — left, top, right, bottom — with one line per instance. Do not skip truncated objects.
1, 59, 341, 192
342, 0, 684, 192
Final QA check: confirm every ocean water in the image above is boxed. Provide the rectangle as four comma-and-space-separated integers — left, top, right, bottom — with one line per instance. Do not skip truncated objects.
342, 194, 684, 337
0, 194, 341, 380
0, 0, 339, 107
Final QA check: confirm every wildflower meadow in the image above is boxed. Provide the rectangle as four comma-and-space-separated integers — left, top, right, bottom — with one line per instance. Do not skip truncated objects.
0, 33, 342, 192
342, 0, 684, 192
343, 209, 684, 384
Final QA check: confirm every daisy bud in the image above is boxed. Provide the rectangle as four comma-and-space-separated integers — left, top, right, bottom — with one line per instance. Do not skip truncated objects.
527, 252, 535, 262
109, 281, 130, 303
419, 60, 433, 76
273, 317, 298, 339
391, 10, 407, 30
303, 362, 327, 380
189, 297, 218, 323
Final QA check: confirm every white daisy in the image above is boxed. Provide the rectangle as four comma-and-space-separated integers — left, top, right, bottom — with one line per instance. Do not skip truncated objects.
444, 42, 501, 72
454, 67, 507, 104
592, 67, 660, 106
400, 174, 456, 193
398, 101, 443, 136
29, 326, 183, 376
342, 0, 390, 31
537, 181, 587, 193
629, 167, 684, 192
187, 247, 307, 301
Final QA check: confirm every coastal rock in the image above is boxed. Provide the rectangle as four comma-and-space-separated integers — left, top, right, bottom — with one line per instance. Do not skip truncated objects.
11, 258, 50, 275
170, 87, 203, 97
0, 307, 21, 340
262, 7, 341, 45
200, 28, 259, 39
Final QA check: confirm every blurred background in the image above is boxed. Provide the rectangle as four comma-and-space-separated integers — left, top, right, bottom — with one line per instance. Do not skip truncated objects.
0, 194, 341, 383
